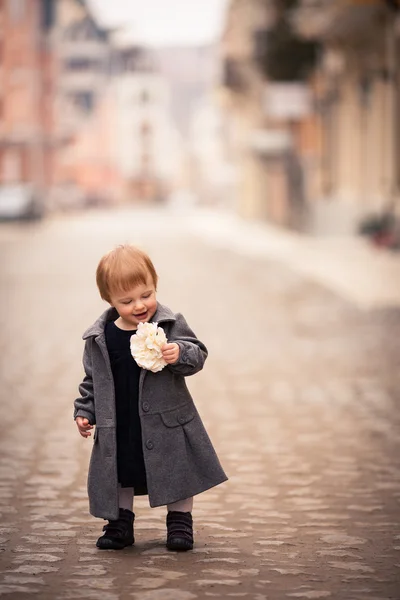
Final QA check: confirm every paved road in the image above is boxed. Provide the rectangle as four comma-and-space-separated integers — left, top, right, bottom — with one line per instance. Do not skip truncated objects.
1, 209, 400, 600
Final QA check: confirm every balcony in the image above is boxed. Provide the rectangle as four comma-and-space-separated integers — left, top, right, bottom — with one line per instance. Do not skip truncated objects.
292, 0, 389, 41
57, 40, 110, 61
60, 70, 106, 93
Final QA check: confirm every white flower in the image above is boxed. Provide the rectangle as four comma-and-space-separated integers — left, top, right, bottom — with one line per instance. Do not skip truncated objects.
130, 321, 168, 373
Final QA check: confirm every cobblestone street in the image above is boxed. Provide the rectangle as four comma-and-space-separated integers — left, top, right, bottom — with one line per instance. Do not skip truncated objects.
1, 208, 400, 600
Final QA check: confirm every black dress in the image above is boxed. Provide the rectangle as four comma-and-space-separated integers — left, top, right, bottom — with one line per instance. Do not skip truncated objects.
105, 321, 148, 494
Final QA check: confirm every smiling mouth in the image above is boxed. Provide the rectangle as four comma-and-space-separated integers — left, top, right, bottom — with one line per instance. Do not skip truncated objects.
134, 311, 147, 318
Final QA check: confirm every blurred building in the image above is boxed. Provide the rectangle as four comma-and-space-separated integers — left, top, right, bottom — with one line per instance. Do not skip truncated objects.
51, 0, 116, 206
293, 0, 400, 234
154, 45, 218, 137
54, 0, 111, 139
59, 76, 122, 208
188, 93, 237, 208
219, 0, 400, 234
0, 0, 206, 211
110, 45, 183, 203
153, 44, 223, 204
218, 0, 300, 223
0, 0, 57, 198
51, 2, 186, 206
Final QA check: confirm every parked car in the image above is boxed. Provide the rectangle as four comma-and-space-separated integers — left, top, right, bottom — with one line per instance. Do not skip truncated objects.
0, 184, 44, 221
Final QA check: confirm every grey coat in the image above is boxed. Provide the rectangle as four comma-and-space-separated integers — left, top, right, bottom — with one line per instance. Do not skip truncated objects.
74, 302, 228, 519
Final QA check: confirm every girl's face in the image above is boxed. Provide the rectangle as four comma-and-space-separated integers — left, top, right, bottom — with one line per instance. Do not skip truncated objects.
109, 276, 157, 330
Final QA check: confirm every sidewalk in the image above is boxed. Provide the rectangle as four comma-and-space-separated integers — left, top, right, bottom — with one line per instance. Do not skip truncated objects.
184, 208, 400, 310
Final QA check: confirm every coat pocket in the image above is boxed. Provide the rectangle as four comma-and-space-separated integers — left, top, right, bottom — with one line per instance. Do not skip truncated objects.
159, 404, 196, 428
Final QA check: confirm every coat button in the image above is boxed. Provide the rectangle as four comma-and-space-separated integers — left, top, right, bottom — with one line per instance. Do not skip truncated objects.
142, 402, 150, 412
146, 440, 154, 450
178, 415, 186, 425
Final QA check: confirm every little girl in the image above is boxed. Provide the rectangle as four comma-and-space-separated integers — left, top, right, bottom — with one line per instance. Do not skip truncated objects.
74, 244, 227, 551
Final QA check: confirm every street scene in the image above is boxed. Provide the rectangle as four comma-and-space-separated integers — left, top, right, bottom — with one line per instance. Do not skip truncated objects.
0, 208, 400, 600
1, 0, 400, 599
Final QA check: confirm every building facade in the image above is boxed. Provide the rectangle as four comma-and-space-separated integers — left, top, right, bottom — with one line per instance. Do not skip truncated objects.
219, 0, 400, 234
218, 0, 273, 219
293, 0, 400, 233
110, 45, 184, 202
0, 0, 56, 197
52, 0, 114, 202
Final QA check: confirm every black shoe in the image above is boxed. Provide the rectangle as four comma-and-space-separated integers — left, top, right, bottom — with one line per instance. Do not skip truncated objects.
96, 508, 135, 550
166, 511, 193, 551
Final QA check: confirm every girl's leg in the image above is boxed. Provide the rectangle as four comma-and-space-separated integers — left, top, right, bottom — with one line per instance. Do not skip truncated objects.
165, 497, 194, 551
96, 485, 135, 550
167, 496, 193, 513
118, 485, 134, 512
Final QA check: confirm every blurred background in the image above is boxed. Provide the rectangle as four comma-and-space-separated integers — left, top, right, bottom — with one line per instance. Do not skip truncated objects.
0, 0, 399, 246
1, 3, 400, 596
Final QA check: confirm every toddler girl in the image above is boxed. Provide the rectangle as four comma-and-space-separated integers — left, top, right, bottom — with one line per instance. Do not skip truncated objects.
74, 244, 227, 550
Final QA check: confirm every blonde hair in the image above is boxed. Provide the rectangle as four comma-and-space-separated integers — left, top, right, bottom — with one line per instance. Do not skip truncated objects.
96, 245, 158, 303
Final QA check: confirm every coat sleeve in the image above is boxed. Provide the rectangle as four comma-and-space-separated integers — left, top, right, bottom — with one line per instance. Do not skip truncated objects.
166, 313, 208, 377
73, 339, 96, 425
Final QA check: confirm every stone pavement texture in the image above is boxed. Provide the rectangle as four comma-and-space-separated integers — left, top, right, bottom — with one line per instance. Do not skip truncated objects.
0, 208, 400, 600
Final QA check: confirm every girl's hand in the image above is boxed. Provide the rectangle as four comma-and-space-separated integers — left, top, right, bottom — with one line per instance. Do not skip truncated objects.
162, 342, 180, 364
76, 417, 93, 438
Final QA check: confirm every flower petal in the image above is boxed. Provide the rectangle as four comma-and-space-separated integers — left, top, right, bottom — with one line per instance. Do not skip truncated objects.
130, 322, 168, 372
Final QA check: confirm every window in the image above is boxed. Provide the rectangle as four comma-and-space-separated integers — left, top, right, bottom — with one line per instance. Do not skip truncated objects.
65, 18, 99, 42
42, 0, 54, 31
72, 91, 94, 113
65, 58, 95, 71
